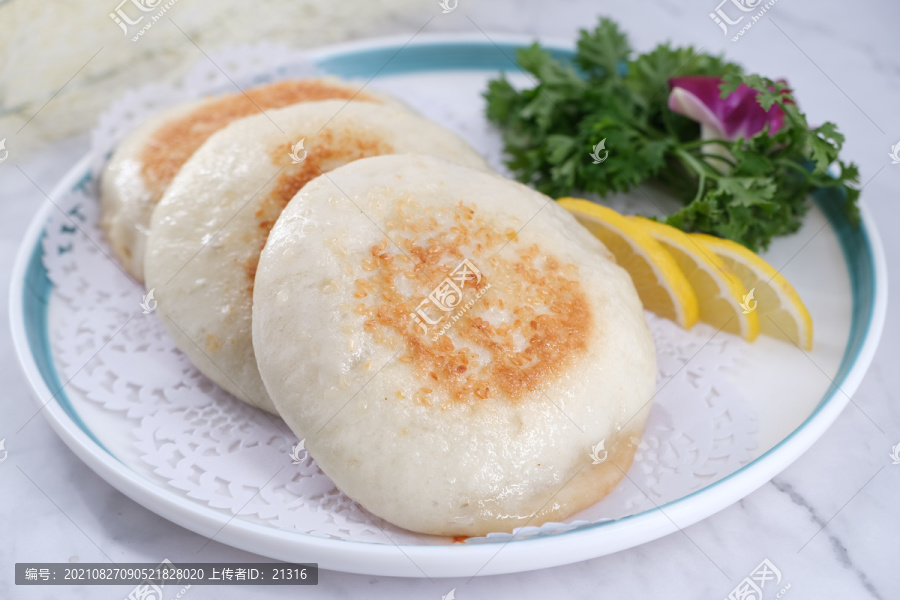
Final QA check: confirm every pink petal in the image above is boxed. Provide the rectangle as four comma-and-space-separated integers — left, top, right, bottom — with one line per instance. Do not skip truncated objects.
668, 75, 788, 141
668, 86, 727, 139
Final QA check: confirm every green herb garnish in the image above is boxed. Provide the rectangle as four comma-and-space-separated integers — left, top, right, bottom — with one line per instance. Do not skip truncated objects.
484, 18, 860, 251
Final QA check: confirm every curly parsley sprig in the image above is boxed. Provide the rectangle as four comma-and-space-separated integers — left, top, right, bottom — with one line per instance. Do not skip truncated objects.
484, 18, 860, 251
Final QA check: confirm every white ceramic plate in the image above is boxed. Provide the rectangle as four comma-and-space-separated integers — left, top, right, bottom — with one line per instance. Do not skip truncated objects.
10, 35, 887, 577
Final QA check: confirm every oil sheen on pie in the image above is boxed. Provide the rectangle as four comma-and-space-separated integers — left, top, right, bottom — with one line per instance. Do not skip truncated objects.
251, 154, 657, 536
144, 102, 489, 415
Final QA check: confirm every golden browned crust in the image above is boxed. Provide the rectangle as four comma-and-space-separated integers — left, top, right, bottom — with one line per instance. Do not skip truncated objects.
242, 130, 395, 294
351, 201, 592, 406
139, 80, 378, 197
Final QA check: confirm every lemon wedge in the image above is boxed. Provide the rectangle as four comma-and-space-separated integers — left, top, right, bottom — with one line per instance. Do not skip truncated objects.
690, 233, 813, 350
559, 198, 699, 329
631, 216, 759, 342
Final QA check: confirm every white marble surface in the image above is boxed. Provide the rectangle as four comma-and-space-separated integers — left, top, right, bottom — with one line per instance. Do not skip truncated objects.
2, 0, 900, 598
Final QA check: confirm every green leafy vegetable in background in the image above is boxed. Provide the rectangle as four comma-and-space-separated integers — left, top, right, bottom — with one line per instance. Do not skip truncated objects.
484, 18, 860, 251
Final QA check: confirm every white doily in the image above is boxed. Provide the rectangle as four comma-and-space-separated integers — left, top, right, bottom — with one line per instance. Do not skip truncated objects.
43, 44, 757, 545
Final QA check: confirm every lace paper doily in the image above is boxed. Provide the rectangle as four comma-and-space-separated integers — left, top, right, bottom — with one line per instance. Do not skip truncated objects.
44, 44, 757, 545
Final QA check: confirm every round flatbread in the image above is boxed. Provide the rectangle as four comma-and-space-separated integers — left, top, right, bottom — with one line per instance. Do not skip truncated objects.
145, 102, 490, 415
251, 154, 657, 536
101, 77, 405, 282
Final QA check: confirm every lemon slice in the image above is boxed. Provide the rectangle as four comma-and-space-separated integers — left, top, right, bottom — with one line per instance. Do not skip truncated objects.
690, 233, 813, 350
631, 217, 759, 342
559, 198, 699, 329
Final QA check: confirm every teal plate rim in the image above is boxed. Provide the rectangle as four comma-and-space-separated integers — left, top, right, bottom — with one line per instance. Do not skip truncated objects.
9, 36, 889, 572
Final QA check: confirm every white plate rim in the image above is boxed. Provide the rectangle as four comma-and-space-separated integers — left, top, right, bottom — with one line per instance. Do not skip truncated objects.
9, 35, 889, 578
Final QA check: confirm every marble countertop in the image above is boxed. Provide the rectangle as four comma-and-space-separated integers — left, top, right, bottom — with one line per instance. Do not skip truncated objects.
2, 0, 899, 598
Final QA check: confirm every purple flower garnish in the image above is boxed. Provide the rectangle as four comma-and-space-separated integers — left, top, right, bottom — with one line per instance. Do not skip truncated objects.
668, 75, 789, 141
